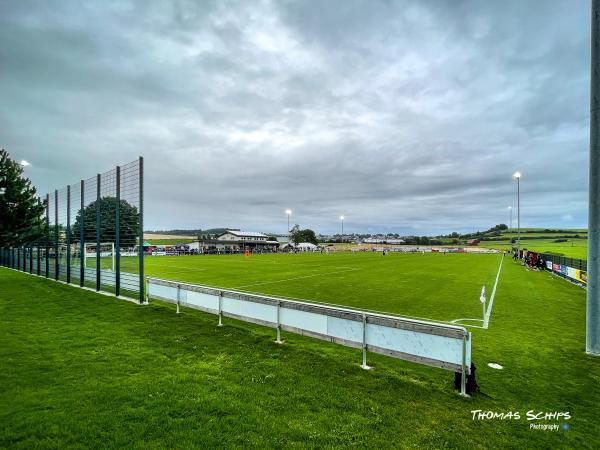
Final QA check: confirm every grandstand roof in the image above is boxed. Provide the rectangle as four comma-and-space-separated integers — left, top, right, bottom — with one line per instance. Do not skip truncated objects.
223, 230, 269, 238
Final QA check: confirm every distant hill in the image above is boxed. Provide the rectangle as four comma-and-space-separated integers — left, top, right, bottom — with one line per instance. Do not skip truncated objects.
476, 228, 588, 259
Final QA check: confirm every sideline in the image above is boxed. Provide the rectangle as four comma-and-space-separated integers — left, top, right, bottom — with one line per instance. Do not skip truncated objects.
451, 253, 505, 329
484, 253, 505, 328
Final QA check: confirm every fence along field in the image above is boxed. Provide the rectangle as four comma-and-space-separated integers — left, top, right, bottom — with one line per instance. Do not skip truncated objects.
0, 157, 144, 302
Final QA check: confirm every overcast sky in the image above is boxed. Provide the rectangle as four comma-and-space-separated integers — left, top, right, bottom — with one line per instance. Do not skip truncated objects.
0, 0, 591, 235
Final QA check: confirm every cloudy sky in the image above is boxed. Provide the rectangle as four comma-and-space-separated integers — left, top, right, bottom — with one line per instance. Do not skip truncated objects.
0, 0, 591, 235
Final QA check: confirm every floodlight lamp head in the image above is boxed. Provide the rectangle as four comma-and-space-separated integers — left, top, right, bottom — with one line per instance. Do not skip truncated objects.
20, 160, 30, 167
513, 171, 521, 179
285, 209, 292, 215
340, 215, 344, 221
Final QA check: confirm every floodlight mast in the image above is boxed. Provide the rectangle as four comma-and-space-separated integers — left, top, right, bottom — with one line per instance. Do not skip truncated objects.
587, 0, 600, 356
340, 216, 344, 244
285, 209, 292, 241
513, 172, 521, 253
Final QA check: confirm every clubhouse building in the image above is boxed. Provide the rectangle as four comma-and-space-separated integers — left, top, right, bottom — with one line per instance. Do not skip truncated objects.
193, 230, 279, 254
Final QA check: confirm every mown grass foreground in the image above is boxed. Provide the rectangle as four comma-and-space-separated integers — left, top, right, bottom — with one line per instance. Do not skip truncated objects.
1, 255, 599, 448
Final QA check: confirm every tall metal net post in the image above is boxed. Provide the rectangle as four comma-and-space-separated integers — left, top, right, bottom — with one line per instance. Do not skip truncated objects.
115, 165, 121, 297
45, 193, 49, 278
138, 156, 144, 303
36, 239, 40, 275
54, 189, 59, 281
56, 188, 68, 282
96, 174, 101, 291
80, 180, 84, 287
66, 185, 71, 284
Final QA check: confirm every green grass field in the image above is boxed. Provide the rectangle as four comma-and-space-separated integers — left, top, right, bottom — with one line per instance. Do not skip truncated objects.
139, 252, 502, 321
1, 253, 599, 448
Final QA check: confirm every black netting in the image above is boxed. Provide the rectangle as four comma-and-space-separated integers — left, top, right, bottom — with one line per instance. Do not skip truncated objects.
1, 158, 144, 302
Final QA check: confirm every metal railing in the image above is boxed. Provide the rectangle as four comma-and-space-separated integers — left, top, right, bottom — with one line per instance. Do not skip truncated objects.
146, 276, 473, 395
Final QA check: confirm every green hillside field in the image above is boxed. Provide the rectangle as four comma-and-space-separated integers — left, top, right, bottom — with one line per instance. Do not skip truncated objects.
481, 238, 588, 259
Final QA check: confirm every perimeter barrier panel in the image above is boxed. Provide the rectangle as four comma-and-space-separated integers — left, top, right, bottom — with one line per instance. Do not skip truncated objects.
146, 277, 473, 395
540, 253, 588, 287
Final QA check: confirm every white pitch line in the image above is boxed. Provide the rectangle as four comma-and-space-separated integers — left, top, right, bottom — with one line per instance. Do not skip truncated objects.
449, 253, 505, 330
450, 318, 485, 329
483, 253, 505, 329
162, 265, 207, 271
451, 318, 483, 323
232, 268, 361, 289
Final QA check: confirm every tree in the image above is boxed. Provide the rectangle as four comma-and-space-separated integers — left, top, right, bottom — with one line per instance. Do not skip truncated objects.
71, 197, 139, 248
0, 149, 46, 247
289, 224, 301, 245
298, 228, 318, 245
288, 225, 318, 246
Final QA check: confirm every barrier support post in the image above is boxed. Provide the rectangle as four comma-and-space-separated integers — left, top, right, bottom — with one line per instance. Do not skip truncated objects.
361, 314, 371, 370
218, 292, 223, 326
176, 284, 180, 314
460, 335, 468, 397
275, 301, 283, 344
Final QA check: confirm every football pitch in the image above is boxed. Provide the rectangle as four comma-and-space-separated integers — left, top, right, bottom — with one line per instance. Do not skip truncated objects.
2, 253, 599, 448
137, 252, 502, 323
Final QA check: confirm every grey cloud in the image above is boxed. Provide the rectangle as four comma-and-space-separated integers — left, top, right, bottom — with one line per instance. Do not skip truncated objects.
0, 0, 591, 235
